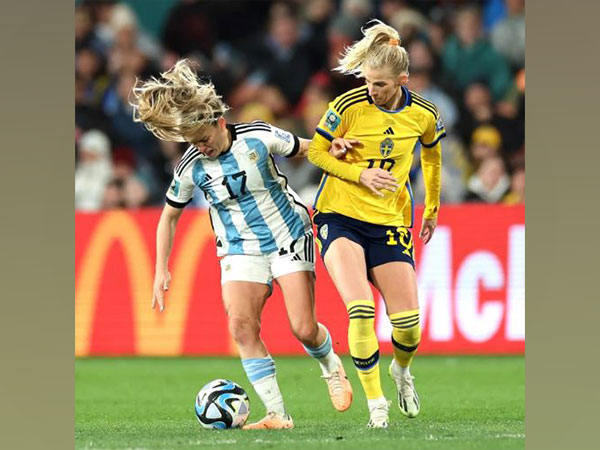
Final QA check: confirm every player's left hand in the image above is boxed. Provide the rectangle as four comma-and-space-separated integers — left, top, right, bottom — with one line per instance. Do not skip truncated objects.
330, 138, 361, 159
419, 217, 437, 245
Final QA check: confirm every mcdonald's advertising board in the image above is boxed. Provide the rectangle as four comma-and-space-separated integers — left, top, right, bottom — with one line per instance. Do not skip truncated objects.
75, 204, 524, 356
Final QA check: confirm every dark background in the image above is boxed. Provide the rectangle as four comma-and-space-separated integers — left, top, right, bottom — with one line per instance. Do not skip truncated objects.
74, 0, 525, 210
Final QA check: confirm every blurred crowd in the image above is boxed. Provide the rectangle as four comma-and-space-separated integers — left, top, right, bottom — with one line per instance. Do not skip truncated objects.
75, 0, 525, 211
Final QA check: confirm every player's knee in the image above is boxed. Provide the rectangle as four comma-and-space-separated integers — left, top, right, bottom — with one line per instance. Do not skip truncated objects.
291, 320, 319, 345
228, 316, 260, 346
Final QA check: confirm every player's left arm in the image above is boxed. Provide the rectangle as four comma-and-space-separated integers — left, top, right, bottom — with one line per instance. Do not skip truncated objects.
264, 122, 348, 159
420, 140, 442, 244
419, 113, 446, 244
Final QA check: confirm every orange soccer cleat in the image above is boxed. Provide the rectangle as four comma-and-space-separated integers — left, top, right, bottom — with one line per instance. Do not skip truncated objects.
322, 356, 353, 412
242, 412, 294, 430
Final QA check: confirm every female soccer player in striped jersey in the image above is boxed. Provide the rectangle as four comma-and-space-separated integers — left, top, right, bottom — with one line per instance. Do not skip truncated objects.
131, 60, 353, 430
308, 20, 445, 428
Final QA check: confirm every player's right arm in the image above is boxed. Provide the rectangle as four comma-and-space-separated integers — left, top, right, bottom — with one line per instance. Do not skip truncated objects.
153, 204, 184, 312
153, 161, 196, 311
308, 101, 398, 197
307, 103, 362, 181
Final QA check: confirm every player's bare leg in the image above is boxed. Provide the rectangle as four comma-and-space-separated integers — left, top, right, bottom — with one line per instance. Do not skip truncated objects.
324, 238, 389, 428
222, 281, 270, 359
222, 281, 293, 429
370, 262, 421, 418
277, 270, 353, 412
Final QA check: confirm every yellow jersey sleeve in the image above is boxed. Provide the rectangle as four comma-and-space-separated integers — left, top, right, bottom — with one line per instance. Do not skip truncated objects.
414, 95, 445, 219
421, 140, 442, 219
420, 108, 446, 148
308, 98, 363, 183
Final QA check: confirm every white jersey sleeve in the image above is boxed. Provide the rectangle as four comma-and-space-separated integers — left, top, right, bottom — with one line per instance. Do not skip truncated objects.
235, 120, 299, 157
165, 147, 198, 208
267, 124, 300, 157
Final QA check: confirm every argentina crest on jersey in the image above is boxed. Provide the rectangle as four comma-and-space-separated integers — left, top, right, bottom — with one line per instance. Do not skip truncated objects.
247, 149, 259, 162
380, 137, 394, 157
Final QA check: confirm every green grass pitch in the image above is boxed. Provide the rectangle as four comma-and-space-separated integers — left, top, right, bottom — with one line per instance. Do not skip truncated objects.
76, 355, 524, 450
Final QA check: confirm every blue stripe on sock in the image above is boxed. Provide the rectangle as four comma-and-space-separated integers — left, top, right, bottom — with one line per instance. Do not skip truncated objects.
248, 368, 276, 382
242, 357, 276, 383
303, 328, 332, 359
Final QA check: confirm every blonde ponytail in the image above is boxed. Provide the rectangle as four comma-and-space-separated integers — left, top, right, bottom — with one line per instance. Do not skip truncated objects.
130, 59, 230, 142
334, 19, 409, 77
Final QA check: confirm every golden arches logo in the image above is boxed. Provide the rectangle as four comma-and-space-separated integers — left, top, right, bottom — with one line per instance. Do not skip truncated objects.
75, 211, 214, 356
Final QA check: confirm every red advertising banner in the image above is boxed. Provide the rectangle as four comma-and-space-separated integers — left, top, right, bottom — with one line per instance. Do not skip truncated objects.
75, 205, 524, 356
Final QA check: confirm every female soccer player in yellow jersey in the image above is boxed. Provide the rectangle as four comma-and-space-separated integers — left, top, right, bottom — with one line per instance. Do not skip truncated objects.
308, 20, 445, 428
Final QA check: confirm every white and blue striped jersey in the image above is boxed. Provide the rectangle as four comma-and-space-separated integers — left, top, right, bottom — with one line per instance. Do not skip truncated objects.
166, 121, 312, 257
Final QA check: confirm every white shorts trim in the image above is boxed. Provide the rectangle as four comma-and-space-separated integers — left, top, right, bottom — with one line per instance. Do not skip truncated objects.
220, 254, 273, 286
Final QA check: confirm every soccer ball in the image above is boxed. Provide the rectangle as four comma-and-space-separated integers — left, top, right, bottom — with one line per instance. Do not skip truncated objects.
195, 379, 250, 429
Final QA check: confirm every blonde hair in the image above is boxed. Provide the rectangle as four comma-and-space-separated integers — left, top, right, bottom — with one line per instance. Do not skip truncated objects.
130, 59, 230, 142
335, 19, 409, 78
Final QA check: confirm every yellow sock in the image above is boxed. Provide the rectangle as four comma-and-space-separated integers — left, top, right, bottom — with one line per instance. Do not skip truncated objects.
346, 300, 383, 400
389, 309, 421, 367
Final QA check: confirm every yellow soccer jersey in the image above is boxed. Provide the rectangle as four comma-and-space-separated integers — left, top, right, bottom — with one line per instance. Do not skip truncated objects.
308, 85, 445, 227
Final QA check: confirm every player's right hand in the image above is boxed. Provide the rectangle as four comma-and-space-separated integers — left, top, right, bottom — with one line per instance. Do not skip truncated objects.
330, 138, 361, 159
359, 168, 399, 197
152, 270, 171, 312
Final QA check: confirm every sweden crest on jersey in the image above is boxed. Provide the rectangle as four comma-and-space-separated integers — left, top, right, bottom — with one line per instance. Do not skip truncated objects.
380, 137, 394, 157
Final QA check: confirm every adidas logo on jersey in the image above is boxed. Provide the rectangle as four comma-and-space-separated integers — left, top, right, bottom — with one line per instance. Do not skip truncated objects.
383, 127, 395, 135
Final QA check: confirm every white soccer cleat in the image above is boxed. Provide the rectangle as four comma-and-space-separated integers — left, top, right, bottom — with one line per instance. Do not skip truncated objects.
367, 400, 391, 429
389, 361, 420, 418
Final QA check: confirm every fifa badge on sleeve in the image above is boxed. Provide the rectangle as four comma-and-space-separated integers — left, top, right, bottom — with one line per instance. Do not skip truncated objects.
169, 180, 180, 196
325, 109, 341, 132
435, 116, 444, 132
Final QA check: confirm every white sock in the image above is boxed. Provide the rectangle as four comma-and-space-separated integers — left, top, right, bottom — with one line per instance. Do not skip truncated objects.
252, 374, 286, 416
367, 396, 388, 411
302, 324, 339, 375
392, 358, 411, 378
317, 348, 339, 375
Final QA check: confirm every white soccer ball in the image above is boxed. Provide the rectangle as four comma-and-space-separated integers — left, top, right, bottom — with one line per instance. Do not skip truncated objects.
194, 379, 250, 429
